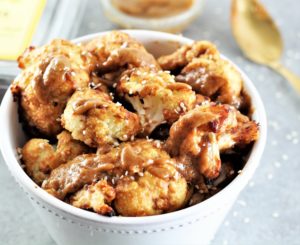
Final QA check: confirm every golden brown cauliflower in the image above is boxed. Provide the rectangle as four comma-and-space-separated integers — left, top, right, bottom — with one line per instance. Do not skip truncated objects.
166, 103, 259, 179
22, 131, 89, 185
85, 31, 159, 76
11, 40, 91, 136
62, 88, 141, 148
176, 55, 243, 107
114, 163, 188, 216
158, 41, 219, 71
117, 67, 196, 134
70, 180, 116, 216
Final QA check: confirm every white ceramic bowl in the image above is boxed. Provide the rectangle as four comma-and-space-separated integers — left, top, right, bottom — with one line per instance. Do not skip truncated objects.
100, 0, 205, 33
0, 30, 267, 245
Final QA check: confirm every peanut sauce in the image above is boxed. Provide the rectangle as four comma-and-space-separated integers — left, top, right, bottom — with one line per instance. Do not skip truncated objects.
73, 98, 108, 115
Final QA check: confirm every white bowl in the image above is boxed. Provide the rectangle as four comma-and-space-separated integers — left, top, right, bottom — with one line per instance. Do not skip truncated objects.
100, 0, 205, 33
0, 30, 267, 245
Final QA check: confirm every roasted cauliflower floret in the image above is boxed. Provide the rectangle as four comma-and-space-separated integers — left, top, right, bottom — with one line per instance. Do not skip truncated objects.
85, 31, 159, 76
11, 39, 91, 136
158, 41, 219, 71
22, 131, 89, 184
176, 55, 243, 107
62, 88, 141, 148
166, 103, 259, 179
114, 163, 188, 216
70, 180, 116, 216
17, 39, 90, 88
117, 67, 196, 134
42, 154, 115, 199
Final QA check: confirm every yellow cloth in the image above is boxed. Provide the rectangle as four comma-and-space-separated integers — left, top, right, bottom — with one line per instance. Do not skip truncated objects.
0, 0, 46, 60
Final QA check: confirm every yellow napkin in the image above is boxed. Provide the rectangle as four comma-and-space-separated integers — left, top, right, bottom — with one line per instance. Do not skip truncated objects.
0, 0, 46, 61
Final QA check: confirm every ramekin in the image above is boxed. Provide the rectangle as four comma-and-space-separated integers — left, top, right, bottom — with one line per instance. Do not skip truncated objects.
0, 30, 267, 245
100, 0, 205, 33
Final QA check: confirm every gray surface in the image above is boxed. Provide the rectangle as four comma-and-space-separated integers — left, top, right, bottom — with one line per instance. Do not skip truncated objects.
1, 0, 300, 244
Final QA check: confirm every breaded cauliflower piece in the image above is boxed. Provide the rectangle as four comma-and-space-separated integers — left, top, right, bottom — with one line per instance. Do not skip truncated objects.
22, 131, 89, 185
42, 154, 115, 199
176, 55, 243, 107
114, 163, 188, 216
158, 41, 219, 71
166, 103, 259, 179
85, 31, 159, 76
117, 67, 196, 134
70, 180, 116, 216
11, 40, 91, 136
62, 88, 141, 148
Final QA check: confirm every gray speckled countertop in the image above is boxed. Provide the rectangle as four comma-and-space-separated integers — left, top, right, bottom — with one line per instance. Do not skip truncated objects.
1, 0, 300, 244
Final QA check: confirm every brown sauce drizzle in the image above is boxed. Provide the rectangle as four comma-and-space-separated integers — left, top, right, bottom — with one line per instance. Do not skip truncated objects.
73, 99, 108, 115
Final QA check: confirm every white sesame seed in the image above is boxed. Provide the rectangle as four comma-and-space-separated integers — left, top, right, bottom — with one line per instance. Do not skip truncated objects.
223, 240, 228, 245
112, 83, 117, 88
267, 173, 273, 180
292, 138, 299, 144
125, 171, 128, 176
82, 130, 86, 136
272, 212, 279, 218
130, 135, 135, 141
237, 200, 247, 207
238, 170, 242, 174
112, 178, 115, 185
282, 154, 289, 161
147, 159, 154, 164
243, 217, 250, 223
229, 170, 235, 175
138, 172, 144, 177
115, 102, 122, 106
274, 161, 281, 168
248, 181, 255, 187
130, 176, 135, 180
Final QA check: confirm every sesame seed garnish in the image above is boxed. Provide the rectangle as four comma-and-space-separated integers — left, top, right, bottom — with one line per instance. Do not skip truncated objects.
237, 200, 247, 207
112, 178, 115, 185
274, 161, 281, 168
229, 170, 235, 175
125, 171, 128, 176
130, 176, 135, 180
237, 170, 242, 174
113, 83, 117, 88
130, 135, 135, 141
147, 159, 154, 164
115, 102, 122, 106
282, 154, 289, 161
243, 217, 250, 223
82, 130, 86, 136
292, 139, 299, 144
138, 172, 144, 177
272, 212, 279, 218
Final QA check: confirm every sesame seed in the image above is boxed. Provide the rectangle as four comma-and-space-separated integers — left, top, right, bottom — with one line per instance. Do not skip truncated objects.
138, 172, 144, 177
112, 178, 115, 185
125, 171, 128, 176
274, 161, 281, 168
282, 154, 289, 161
115, 102, 122, 106
292, 139, 299, 144
113, 83, 117, 88
272, 212, 279, 218
243, 217, 250, 223
237, 200, 247, 207
248, 181, 255, 187
147, 159, 154, 164
237, 170, 242, 174
267, 173, 273, 180
223, 240, 228, 245
229, 170, 235, 175
82, 130, 86, 136
130, 135, 135, 141
130, 176, 135, 180
271, 140, 278, 146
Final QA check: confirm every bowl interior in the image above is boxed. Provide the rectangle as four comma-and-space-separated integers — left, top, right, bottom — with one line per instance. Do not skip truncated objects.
0, 30, 267, 225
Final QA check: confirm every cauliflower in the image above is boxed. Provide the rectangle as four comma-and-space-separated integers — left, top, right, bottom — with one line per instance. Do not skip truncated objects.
22, 131, 89, 185
117, 67, 196, 134
158, 41, 219, 71
62, 88, 141, 148
85, 31, 159, 78
166, 103, 259, 179
11, 40, 91, 136
114, 164, 188, 216
70, 180, 116, 216
176, 55, 243, 107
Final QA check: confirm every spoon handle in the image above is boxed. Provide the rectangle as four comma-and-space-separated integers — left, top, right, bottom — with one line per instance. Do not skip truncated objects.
269, 62, 300, 94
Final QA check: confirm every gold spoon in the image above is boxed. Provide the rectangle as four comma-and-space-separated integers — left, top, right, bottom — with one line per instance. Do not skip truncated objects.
231, 0, 300, 93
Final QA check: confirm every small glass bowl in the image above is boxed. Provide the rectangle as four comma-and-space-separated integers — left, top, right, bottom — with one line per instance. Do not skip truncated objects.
100, 0, 205, 33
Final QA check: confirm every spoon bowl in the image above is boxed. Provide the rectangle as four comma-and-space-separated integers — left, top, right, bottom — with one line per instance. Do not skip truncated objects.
231, 0, 300, 93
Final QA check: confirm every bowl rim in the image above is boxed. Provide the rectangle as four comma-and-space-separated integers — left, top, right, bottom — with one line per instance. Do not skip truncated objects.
0, 30, 267, 226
